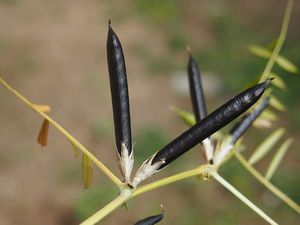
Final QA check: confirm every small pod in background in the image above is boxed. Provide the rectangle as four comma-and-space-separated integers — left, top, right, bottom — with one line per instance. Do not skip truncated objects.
187, 54, 214, 163
131, 79, 271, 187
107, 21, 133, 183
133, 213, 164, 225
214, 96, 271, 165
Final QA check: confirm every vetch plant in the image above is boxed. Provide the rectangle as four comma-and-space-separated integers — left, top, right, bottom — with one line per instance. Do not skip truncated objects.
0, 0, 299, 224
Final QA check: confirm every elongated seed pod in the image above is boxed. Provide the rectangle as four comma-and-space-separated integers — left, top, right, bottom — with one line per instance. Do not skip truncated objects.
230, 96, 270, 144
187, 54, 214, 163
107, 22, 133, 182
152, 79, 271, 168
188, 54, 207, 122
134, 213, 164, 225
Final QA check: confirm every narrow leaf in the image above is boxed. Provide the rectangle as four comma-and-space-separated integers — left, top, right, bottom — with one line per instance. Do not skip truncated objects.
260, 109, 278, 122
171, 106, 196, 126
249, 45, 298, 73
253, 118, 272, 129
270, 73, 286, 90
270, 96, 286, 111
37, 119, 50, 147
276, 55, 298, 73
265, 138, 293, 180
82, 153, 93, 189
249, 128, 285, 165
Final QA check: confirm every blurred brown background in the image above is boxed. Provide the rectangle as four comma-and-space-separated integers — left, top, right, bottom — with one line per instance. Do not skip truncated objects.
0, 0, 299, 224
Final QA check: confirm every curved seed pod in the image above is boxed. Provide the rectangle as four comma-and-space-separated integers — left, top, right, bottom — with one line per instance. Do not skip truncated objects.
133, 213, 164, 225
230, 96, 270, 145
188, 54, 207, 122
131, 79, 271, 187
107, 21, 133, 182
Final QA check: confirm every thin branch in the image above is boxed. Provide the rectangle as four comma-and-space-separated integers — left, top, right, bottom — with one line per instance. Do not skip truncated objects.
80, 194, 128, 225
0, 77, 123, 188
132, 164, 214, 197
259, 0, 294, 82
235, 151, 300, 214
212, 172, 278, 225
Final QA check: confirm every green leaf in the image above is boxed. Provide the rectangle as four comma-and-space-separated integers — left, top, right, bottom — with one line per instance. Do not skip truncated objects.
82, 153, 93, 189
248, 128, 285, 165
260, 109, 277, 122
265, 138, 293, 180
170, 106, 196, 126
270, 73, 286, 90
249, 45, 298, 73
276, 55, 298, 74
270, 96, 286, 111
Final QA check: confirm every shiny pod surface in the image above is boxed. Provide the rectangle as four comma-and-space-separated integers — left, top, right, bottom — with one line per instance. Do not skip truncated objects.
107, 23, 132, 154
133, 213, 164, 225
152, 79, 271, 168
188, 54, 207, 122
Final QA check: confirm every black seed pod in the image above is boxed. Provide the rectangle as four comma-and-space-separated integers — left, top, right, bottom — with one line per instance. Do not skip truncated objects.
134, 213, 164, 225
107, 22, 132, 155
230, 96, 270, 144
152, 79, 271, 169
188, 54, 207, 122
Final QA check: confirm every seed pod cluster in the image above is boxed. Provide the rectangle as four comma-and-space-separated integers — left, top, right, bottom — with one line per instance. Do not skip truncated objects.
107, 22, 133, 183
230, 96, 271, 144
132, 79, 270, 186
133, 213, 164, 225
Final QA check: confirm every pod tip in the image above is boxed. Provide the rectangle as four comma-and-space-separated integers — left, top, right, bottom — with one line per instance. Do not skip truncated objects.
108, 19, 111, 26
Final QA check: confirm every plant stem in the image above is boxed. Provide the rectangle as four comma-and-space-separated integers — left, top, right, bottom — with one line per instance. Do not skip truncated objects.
259, 0, 293, 82
0, 77, 123, 188
235, 151, 300, 214
132, 164, 214, 197
212, 172, 278, 225
80, 194, 128, 225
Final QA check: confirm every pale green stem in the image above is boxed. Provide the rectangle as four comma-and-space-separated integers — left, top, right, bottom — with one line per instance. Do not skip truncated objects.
0, 77, 123, 188
259, 0, 293, 82
212, 172, 278, 225
235, 151, 300, 214
80, 194, 128, 225
132, 164, 214, 197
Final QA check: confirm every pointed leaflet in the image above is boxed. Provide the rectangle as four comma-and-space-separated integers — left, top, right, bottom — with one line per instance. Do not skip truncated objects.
249, 45, 298, 73
134, 213, 164, 225
82, 153, 93, 189
270, 96, 286, 111
171, 106, 196, 126
248, 128, 285, 165
37, 119, 50, 147
132, 79, 271, 186
265, 138, 293, 180
107, 22, 133, 182
270, 73, 286, 90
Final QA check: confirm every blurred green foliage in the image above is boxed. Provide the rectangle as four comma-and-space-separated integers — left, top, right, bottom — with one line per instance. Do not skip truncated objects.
134, 126, 168, 163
